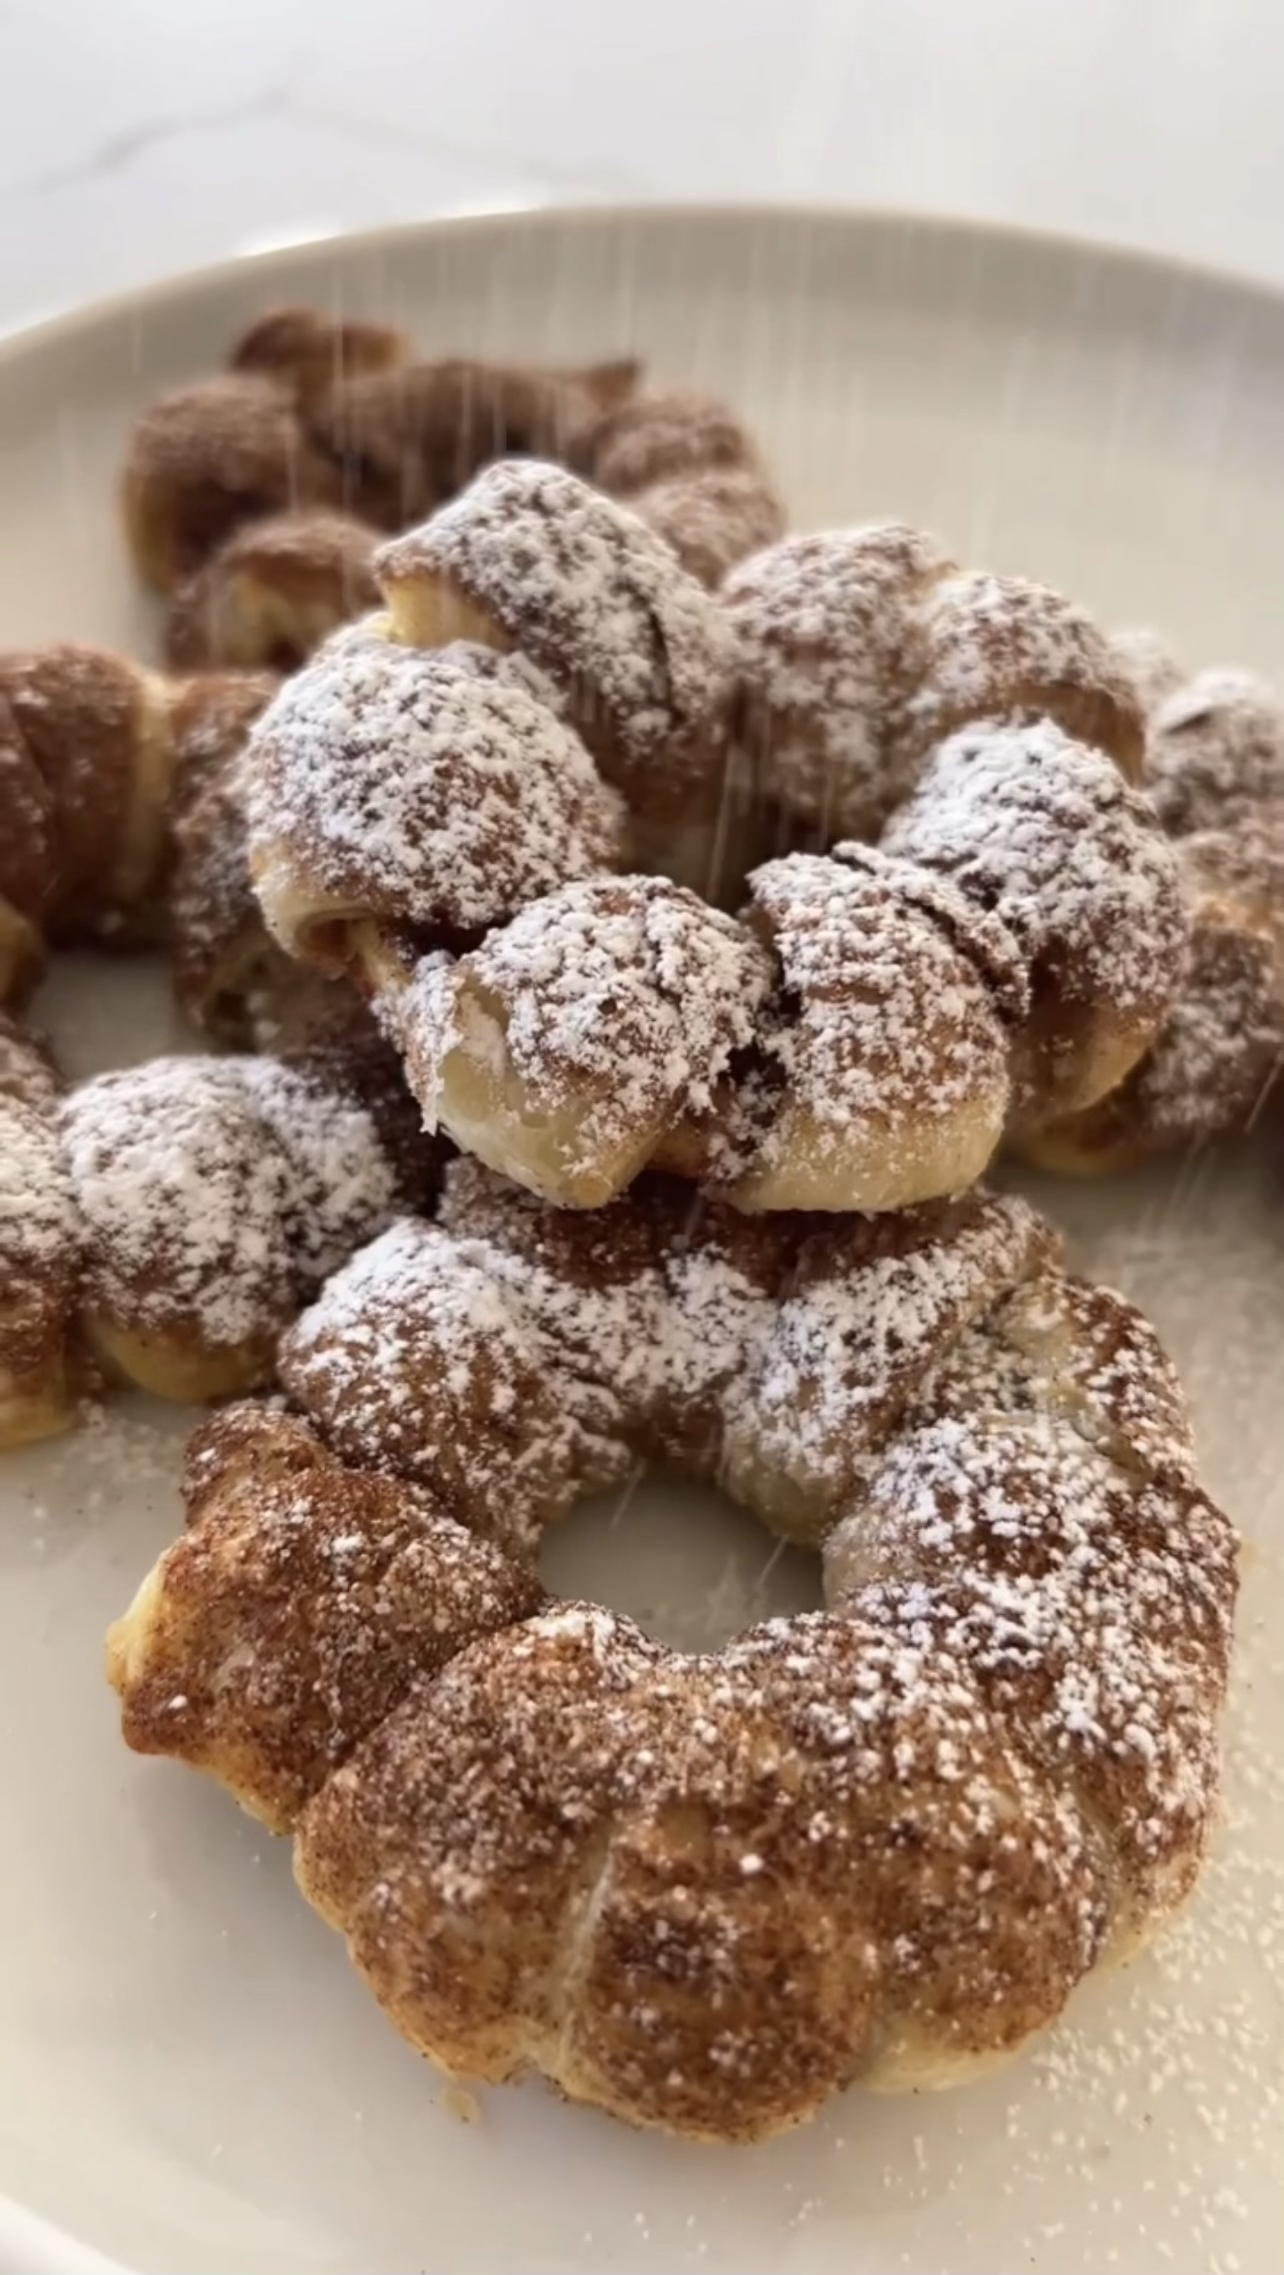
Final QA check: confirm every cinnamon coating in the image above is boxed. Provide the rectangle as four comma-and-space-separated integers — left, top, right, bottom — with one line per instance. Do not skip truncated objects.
107, 1405, 542, 1833
228, 306, 408, 404
0, 1018, 83, 1446
628, 464, 786, 590
570, 386, 786, 587
122, 373, 344, 593
301, 353, 641, 529
110, 1160, 1236, 2138
123, 308, 410, 592
164, 508, 380, 673
0, 642, 277, 1010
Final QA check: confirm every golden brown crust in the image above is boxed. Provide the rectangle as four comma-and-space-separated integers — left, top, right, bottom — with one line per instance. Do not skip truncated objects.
164, 510, 380, 673
107, 1405, 542, 1833
107, 1157, 1235, 2141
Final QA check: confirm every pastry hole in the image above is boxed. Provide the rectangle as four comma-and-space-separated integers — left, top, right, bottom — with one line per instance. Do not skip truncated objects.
537, 1472, 822, 1655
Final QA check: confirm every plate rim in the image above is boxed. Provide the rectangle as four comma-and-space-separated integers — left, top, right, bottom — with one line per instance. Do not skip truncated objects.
2, 196, 1280, 2275
3, 199, 1284, 377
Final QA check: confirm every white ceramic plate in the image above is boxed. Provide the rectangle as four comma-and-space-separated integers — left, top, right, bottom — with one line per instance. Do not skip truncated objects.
1, 209, 1282, 2275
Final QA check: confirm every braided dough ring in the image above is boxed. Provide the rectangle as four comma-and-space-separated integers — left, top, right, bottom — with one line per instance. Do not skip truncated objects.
377, 731, 1183, 1211
110, 1159, 1237, 2140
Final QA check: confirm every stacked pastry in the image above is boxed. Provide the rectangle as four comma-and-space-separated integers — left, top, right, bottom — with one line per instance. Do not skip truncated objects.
0, 303, 1253, 2146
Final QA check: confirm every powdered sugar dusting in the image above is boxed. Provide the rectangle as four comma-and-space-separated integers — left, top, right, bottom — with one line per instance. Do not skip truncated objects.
60, 1052, 405, 1354
245, 629, 624, 942
723, 522, 952, 838
734, 1191, 1056, 1521
434, 874, 773, 1170
898, 570, 1143, 770
0, 1096, 79, 1276
745, 849, 1013, 1140
830, 1409, 1236, 1936
883, 718, 1187, 1018
375, 460, 739, 804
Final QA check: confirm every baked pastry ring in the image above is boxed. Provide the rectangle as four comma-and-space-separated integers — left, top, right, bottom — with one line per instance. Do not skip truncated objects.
109, 1158, 1237, 2140
243, 496, 1185, 1211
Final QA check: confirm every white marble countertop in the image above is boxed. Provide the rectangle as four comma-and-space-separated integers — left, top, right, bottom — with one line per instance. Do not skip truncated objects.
2, 0, 1283, 335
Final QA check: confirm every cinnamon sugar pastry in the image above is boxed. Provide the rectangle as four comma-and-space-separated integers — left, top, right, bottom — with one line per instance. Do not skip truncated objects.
123, 374, 345, 594
1022, 648, 1284, 1172
0, 645, 275, 1006
228, 306, 407, 404
246, 622, 626, 972
170, 750, 334, 1046
302, 353, 641, 530
0, 1013, 438, 1445
570, 386, 786, 587
1025, 805, 1284, 1172
880, 717, 1186, 1126
110, 1160, 1237, 2140
164, 508, 380, 673
723, 525, 1145, 842
372, 741, 1183, 1212
123, 309, 408, 592
374, 459, 741, 825
1143, 664, 1284, 836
